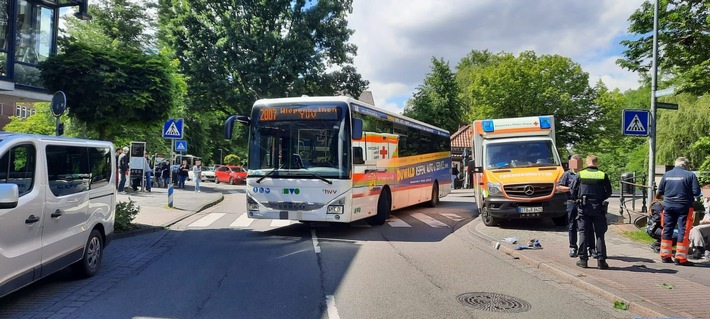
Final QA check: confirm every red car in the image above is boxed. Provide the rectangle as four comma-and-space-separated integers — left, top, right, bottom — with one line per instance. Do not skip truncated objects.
215, 165, 247, 185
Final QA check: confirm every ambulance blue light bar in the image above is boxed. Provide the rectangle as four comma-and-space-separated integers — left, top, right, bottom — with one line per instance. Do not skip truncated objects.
539, 116, 551, 129
482, 120, 495, 132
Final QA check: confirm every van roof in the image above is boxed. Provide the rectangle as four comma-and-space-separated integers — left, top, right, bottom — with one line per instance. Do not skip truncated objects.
0, 132, 114, 146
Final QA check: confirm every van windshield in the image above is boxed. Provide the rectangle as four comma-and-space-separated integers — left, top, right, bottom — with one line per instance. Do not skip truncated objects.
485, 140, 559, 169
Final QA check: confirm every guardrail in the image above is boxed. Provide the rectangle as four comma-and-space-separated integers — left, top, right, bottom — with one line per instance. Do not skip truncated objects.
619, 172, 650, 225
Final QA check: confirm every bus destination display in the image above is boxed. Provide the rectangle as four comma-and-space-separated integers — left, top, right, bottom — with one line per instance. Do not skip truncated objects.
258, 106, 340, 121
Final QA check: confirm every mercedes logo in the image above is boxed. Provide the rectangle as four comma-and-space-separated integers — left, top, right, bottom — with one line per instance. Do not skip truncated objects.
523, 185, 535, 195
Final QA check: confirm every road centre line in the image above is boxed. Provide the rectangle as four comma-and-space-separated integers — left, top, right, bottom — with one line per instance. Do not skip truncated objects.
311, 229, 321, 254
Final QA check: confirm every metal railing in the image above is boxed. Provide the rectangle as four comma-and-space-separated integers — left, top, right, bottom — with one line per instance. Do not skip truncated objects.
619, 172, 651, 224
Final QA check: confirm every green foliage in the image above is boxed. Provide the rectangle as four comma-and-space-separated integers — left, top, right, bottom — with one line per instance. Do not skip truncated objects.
692, 136, 710, 185
456, 50, 599, 149
3, 103, 58, 135
613, 300, 629, 311
621, 229, 655, 245
38, 42, 180, 140
619, 0, 710, 95
655, 94, 710, 168
403, 57, 465, 133
115, 199, 140, 232
224, 154, 242, 165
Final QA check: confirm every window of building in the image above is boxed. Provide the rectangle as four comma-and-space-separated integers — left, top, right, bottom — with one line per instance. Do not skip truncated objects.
15, 0, 55, 87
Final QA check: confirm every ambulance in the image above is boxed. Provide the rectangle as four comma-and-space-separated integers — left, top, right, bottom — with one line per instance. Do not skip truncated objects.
471, 116, 567, 226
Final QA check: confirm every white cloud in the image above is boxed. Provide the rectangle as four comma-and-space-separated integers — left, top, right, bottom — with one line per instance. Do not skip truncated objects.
348, 0, 645, 113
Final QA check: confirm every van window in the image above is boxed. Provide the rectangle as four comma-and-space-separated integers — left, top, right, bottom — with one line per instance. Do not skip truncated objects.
0, 144, 36, 196
46, 145, 90, 197
88, 147, 112, 189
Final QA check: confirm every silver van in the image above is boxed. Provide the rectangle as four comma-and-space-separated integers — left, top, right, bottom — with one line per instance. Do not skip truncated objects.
0, 133, 115, 298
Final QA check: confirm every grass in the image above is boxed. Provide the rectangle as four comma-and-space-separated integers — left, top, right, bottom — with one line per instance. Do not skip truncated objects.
621, 229, 656, 245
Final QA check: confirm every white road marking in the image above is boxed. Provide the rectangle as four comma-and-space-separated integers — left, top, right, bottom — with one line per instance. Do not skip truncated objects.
270, 219, 294, 227
440, 213, 465, 221
326, 295, 340, 319
229, 214, 255, 228
411, 213, 449, 228
311, 229, 321, 254
188, 213, 226, 228
386, 215, 411, 227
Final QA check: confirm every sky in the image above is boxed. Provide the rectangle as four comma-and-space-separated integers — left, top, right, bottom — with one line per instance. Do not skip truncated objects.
347, 0, 646, 113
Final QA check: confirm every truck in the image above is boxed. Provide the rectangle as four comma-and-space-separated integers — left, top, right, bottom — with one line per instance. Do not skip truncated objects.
471, 115, 567, 226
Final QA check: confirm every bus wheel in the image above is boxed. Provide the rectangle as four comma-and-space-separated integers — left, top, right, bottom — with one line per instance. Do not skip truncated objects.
426, 182, 439, 207
481, 206, 498, 226
552, 215, 568, 226
368, 189, 391, 225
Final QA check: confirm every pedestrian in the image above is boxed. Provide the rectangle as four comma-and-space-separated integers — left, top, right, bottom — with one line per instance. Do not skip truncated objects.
689, 197, 710, 259
143, 153, 152, 192
115, 147, 122, 188
118, 146, 129, 193
571, 155, 612, 269
557, 154, 582, 257
178, 160, 190, 189
162, 162, 170, 188
451, 165, 459, 189
193, 160, 202, 193
656, 157, 702, 266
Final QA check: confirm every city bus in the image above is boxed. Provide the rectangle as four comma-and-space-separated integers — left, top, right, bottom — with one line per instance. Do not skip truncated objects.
225, 96, 452, 224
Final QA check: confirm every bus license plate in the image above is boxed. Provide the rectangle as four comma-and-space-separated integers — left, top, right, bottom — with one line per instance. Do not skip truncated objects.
518, 207, 543, 213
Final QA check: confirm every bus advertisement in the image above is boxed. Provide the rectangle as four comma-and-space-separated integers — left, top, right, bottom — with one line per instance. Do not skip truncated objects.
225, 96, 451, 225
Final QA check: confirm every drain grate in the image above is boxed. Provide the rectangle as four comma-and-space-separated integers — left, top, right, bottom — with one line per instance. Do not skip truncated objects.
458, 292, 532, 313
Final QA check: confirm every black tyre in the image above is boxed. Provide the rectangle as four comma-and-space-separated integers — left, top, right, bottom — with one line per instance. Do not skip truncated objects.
72, 229, 103, 278
552, 215, 568, 226
368, 189, 391, 225
426, 182, 439, 207
481, 205, 499, 226
229, 177, 235, 185
216, 177, 220, 184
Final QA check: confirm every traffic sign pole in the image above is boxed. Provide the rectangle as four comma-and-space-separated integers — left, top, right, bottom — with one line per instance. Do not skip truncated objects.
647, 0, 659, 212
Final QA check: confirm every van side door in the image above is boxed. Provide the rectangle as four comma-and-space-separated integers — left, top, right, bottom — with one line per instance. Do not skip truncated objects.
0, 143, 42, 295
87, 146, 115, 236
41, 145, 91, 276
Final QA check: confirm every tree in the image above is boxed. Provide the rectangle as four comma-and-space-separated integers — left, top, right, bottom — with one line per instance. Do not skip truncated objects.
224, 154, 242, 165
619, 0, 710, 95
39, 42, 180, 140
456, 51, 599, 148
157, 0, 369, 118
403, 57, 465, 133
654, 93, 710, 167
3, 103, 57, 135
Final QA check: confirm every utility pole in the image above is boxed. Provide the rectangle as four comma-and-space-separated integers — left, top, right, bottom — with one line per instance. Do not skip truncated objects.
647, 0, 659, 208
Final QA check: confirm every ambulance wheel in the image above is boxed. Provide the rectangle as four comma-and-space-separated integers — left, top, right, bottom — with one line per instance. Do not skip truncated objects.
552, 215, 568, 226
368, 189, 391, 225
481, 206, 498, 226
426, 182, 439, 207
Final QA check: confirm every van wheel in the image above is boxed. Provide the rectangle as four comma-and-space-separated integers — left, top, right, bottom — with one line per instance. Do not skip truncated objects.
426, 182, 439, 207
481, 206, 498, 226
368, 189, 391, 225
552, 215, 568, 226
72, 229, 103, 278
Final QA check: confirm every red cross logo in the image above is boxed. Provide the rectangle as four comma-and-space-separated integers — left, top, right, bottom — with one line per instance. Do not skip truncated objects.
380, 146, 388, 159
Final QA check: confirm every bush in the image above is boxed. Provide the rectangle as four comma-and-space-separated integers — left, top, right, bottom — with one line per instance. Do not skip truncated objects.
115, 199, 140, 232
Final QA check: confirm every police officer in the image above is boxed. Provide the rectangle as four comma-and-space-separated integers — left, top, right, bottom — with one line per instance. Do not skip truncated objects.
656, 157, 701, 266
571, 155, 612, 269
557, 154, 582, 257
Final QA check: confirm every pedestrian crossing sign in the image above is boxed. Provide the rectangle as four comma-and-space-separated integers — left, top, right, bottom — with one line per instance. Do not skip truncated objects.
622, 109, 649, 136
163, 118, 184, 139
175, 140, 188, 152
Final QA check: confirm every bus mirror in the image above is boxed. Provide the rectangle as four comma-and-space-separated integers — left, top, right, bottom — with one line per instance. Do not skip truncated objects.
236, 115, 251, 125
352, 118, 363, 140
225, 115, 251, 140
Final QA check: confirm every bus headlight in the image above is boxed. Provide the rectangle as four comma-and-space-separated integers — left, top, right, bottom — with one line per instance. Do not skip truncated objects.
327, 197, 345, 214
487, 182, 503, 197
247, 196, 259, 211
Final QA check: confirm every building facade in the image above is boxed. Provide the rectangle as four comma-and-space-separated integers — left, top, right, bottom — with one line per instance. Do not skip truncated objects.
0, 0, 88, 129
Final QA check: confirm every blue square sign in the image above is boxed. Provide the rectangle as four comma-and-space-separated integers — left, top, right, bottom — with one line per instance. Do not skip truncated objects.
163, 118, 184, 139
622, 109, 649, 136
174, 140, 188, 152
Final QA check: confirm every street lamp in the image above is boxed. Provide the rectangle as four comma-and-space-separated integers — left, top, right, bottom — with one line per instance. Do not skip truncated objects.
218, 149, 223, 165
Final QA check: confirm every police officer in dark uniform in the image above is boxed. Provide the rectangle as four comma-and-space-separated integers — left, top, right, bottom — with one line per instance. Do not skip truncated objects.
571, 155, 613, 269
656, 157, 701, 266
557, 154, 582, 257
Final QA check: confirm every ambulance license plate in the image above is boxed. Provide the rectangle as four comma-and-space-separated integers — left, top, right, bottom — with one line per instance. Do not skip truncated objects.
518, 206, 543, 213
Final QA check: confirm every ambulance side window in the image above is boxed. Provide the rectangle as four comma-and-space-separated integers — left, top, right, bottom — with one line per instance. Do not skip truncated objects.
0, 144, 37, 196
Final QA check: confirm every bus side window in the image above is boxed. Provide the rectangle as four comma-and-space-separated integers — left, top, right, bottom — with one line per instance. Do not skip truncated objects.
353, 147, 364, 164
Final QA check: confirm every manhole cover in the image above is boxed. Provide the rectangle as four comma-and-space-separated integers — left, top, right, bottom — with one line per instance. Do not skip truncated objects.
458, 292, 531, 313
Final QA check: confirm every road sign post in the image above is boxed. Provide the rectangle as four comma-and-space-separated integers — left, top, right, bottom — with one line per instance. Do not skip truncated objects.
622, 109, 650, 137
163, 118, 184, 208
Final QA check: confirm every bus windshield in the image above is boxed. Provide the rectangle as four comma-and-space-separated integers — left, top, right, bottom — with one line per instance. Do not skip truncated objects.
485, 140, 560, 169
247, 104, 351, 179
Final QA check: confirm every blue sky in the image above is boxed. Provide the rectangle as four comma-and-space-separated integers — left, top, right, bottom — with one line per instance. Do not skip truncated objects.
347, 0, 646, 114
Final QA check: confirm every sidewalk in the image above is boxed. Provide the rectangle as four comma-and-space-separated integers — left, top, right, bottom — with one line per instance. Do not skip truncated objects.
471, 204, 710, 318
115, 183, 224, 237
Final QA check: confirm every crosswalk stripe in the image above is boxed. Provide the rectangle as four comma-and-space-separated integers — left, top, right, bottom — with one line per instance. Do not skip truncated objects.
230, 214, 255, 228
386, 215, 411, 227
189, 213, 226, 228
440, 213, 465, 222
270, 219, 295, 227
411, 213, 449, 228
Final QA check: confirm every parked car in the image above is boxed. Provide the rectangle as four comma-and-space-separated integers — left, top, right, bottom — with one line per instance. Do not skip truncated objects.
202, 166, 217, 182
188, 167, 206, 182
215, 165, 247, 185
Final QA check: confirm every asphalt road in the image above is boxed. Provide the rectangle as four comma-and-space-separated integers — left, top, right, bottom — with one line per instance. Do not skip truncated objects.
0, 186, 638, 319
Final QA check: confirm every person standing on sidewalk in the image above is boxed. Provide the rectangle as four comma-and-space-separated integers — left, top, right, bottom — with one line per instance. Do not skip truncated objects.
451, 165, 459, 190
656, 157, 702, 266
118, 146, 129, 193
557, 154, 582, 257
571, 155, 612, 269
115, 148, 123, 187
193, 160, 202, 193
143, 153, 152, 192
178, 160, 190, 189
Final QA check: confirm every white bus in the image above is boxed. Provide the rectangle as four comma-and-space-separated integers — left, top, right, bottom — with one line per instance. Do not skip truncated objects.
225, 96, 452, 224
